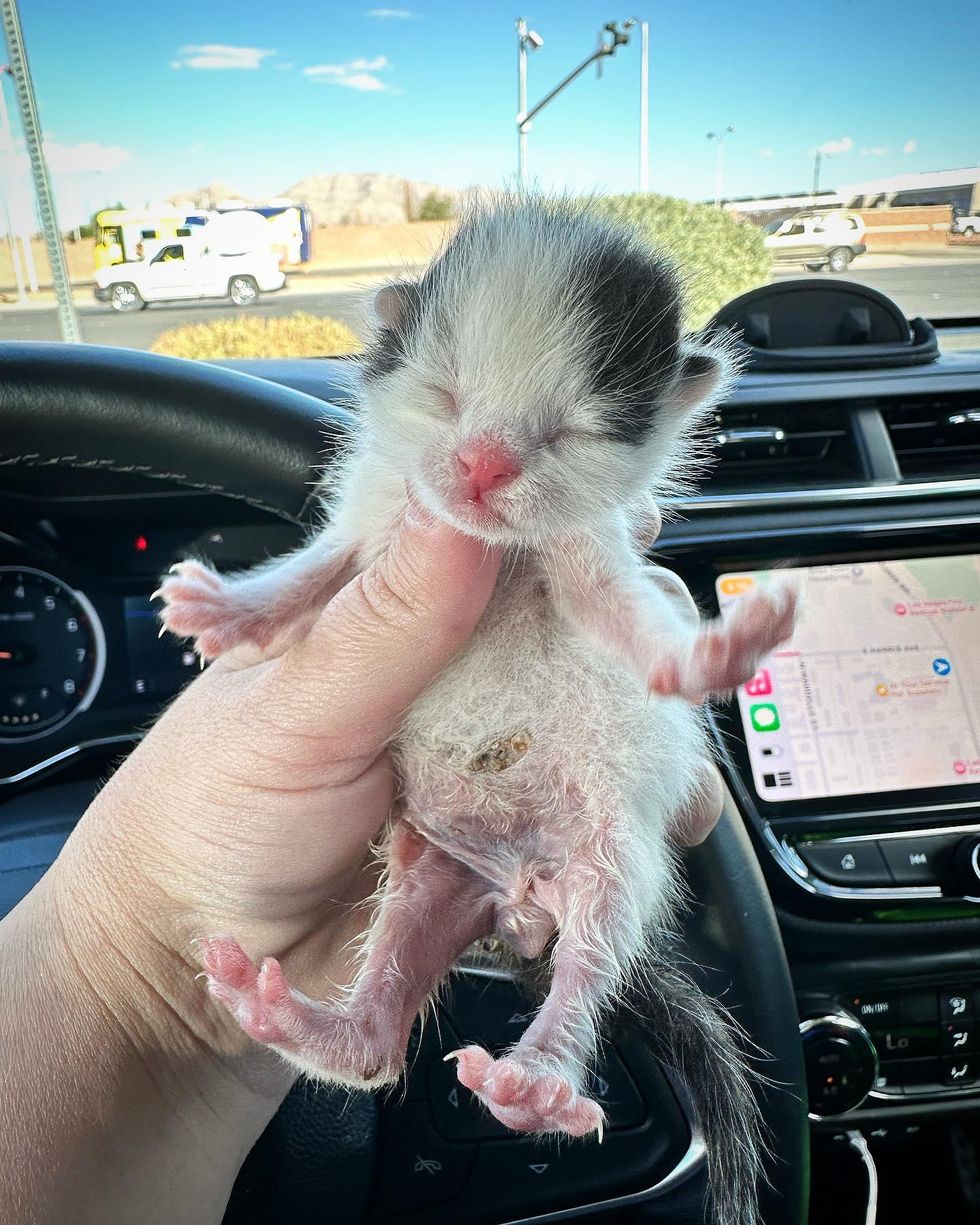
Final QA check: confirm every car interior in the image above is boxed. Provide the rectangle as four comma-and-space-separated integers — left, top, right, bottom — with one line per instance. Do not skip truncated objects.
3, 273, 980, 1225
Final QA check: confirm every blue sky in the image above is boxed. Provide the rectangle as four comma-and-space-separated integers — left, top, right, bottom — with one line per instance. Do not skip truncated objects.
6, 0, 979, 223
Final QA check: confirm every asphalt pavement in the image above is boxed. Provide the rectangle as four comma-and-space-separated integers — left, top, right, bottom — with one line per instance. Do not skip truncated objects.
0, 256, 976, 349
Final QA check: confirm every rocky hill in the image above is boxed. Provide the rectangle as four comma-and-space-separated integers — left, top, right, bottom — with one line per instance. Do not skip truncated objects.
165, 181, 249, 210
164, 174, 455, 225
282, 173, 455, 225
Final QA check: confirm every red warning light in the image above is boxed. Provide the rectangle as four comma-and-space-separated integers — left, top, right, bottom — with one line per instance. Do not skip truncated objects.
134, 535, 149, 552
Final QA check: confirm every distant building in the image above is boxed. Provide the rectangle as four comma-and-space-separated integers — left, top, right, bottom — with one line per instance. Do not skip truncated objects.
839, 167, 980, 215
721, 191, 846, 229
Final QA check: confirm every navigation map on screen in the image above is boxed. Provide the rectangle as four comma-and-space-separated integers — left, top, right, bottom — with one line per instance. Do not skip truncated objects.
716, 555, 980, 803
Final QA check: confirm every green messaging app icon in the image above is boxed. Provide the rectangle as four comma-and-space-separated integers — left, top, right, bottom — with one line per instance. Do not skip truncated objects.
750, 703, 781, 733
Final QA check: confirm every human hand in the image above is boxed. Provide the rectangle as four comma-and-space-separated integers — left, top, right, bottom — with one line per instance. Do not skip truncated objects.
47, 508, 502, 1076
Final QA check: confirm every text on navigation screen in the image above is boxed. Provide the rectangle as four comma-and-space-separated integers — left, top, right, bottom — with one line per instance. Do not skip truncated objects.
716, 555, 980, 803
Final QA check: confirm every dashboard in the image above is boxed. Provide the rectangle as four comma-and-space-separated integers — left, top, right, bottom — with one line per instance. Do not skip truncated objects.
0, 502, 303, 786
4, 332, 980, 1223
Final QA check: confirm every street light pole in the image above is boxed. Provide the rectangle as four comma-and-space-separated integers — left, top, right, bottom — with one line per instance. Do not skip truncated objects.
812, 149, 831, 195
515, 18, 632, 190
0, 0, 80, 340
516, 19, 536, 189
706, 124, 735, 207
625, 18, 649, 192
0, 64, 24, 300
0, 68, 38, 293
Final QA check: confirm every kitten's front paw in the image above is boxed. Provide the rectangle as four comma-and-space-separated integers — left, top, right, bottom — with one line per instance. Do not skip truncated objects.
156, 561, 266, 660
651, 583, 798, 703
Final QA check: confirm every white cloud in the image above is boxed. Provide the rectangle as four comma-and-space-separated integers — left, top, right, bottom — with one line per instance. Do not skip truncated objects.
817, 136, 853, 156
304, 55, 394, 91
275, 62, 295, 70
860, 145, 890, 157
171, 44, 275, 70
366, 7, 415, 17
333, 72, 388, 91
757, 147, 775, 159
903, 138, 918, 155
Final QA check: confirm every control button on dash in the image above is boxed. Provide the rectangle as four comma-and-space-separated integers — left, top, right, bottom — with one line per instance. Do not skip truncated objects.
795, 839, 893, 887
879, 835, 958, 886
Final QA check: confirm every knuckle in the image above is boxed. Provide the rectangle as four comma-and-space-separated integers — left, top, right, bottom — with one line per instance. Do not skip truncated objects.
352, 560, 426, 631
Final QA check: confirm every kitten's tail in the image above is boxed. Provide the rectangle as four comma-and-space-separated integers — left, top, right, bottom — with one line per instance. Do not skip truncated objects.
629, 946, 768, 1225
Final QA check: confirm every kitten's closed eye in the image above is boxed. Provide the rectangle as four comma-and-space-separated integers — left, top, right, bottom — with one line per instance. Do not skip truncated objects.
424, 385, 459, 416
543, 427, 602, 448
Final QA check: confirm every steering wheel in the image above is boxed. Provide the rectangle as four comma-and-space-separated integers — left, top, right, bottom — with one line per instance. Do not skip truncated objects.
0, 343, 809, 1225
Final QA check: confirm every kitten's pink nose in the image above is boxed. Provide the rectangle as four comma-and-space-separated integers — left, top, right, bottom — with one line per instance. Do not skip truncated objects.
454, 439, 522, 500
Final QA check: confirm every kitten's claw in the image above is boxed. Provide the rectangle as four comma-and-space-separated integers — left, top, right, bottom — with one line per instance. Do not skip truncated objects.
156, 560, 264, 660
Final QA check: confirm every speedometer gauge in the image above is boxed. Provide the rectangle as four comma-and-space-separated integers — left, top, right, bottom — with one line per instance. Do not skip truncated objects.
0, 566, 106, 741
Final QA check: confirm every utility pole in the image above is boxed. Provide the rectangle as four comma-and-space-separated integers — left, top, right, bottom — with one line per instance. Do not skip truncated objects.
812, 149, 831, 195
625, 17, 649, 192
516, 18, 632, 190
0, 64, 24, 300
706, 124, 735, 207
0, 0, 80, 340
0, 71, 36, 292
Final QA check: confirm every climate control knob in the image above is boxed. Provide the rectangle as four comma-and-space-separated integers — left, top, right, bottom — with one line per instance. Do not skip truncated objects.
800, 1012, 878, 1117
952, 837, 980, 896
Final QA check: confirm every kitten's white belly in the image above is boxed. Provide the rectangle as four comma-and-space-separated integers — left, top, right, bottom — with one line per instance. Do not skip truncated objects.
395, 569, 706, 881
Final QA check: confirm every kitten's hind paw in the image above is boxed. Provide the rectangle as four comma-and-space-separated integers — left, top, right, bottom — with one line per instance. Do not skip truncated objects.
449, 1046, 605, 1139
199, 935, 296, 1046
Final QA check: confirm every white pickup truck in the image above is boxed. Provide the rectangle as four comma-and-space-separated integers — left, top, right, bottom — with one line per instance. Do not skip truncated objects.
94, 240, 286, 312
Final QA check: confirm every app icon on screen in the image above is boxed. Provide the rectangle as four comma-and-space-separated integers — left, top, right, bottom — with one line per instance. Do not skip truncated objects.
933, 658, 952, 676
750, 703, 780, 732
745, 669, 772, 697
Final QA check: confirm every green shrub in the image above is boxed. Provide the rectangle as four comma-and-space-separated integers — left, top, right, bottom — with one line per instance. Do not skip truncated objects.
151, 312, 362, 359
417, 191, 455, 222
581, 194, 772, 330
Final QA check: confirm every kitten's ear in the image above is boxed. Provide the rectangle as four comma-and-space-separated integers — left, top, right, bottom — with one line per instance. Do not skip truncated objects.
373, 281, 420, 330
673, 344, 736, 414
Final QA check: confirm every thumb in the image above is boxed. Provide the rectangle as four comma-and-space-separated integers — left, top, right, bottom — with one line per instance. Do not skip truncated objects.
268, 509, 501, 757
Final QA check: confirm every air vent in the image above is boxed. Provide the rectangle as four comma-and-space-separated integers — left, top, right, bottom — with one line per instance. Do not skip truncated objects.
704, 402, 862, 492
882, 396, 980, 480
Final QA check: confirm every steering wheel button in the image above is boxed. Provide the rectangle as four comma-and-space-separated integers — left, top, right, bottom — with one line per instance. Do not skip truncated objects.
795, 839, 892, 886
586, 1049, 646, 1130
463, 1122, 687, 1223
427, 1058, 509, 1142
372, 1104, 476, 1220
443, 977, 538, 1053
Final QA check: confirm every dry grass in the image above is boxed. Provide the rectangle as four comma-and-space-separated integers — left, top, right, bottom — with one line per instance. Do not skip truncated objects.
150, 312, 362, 359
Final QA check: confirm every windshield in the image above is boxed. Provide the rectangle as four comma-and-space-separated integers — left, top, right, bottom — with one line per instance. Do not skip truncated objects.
2, 2, 977, 358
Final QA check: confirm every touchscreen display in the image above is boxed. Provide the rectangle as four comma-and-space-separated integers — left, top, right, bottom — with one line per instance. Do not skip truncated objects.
716, 555, 980, 803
